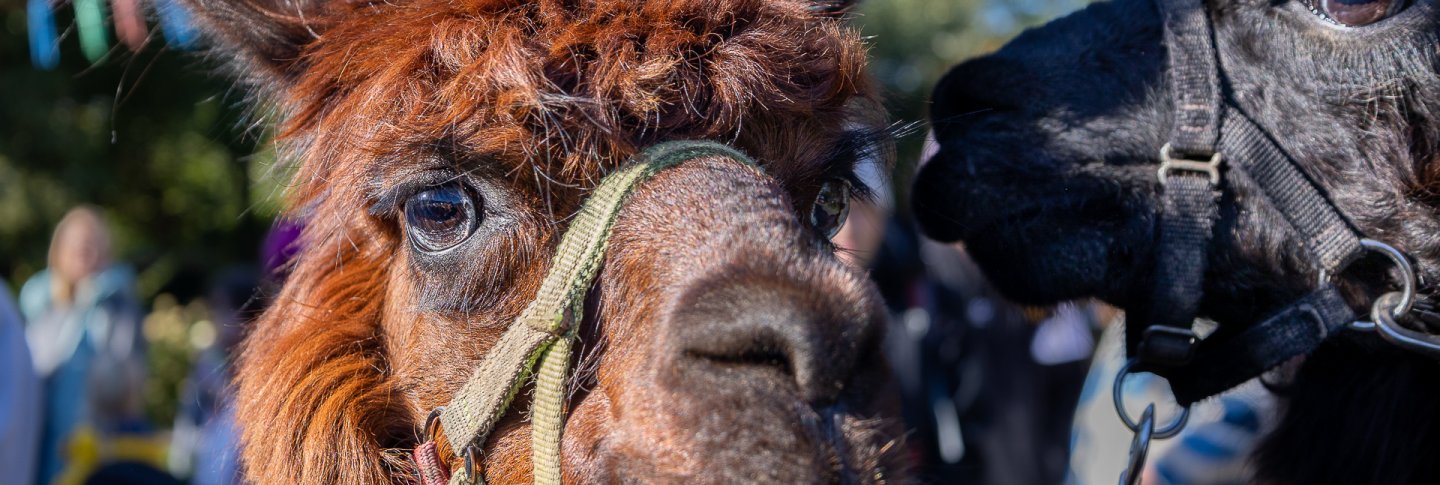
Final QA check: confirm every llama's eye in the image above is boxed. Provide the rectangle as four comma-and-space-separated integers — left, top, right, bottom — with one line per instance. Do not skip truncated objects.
404, 183, 479, 252
1304, 0, 1405, 26
811, 178, 851, 240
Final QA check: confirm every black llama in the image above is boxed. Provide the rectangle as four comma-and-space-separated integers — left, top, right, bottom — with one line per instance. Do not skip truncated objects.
913, 0, 1440, 482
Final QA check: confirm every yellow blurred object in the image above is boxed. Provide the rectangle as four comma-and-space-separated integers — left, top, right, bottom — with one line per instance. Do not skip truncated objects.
53, 425, 170, 485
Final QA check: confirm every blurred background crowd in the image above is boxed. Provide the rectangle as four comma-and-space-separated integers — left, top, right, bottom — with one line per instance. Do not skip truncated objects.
0, 0, 1156, 483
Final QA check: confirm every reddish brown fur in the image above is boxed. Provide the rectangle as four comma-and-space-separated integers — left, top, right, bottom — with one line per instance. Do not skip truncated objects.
185, 0, 898, 483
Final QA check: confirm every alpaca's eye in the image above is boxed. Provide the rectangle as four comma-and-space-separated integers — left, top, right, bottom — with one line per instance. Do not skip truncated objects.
404, 183, 479, 252
811, 179, 851, 240
1303, 0, 1405, 26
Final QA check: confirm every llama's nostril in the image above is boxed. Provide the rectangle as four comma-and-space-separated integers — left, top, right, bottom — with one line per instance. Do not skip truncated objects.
933, 56, 1025, 123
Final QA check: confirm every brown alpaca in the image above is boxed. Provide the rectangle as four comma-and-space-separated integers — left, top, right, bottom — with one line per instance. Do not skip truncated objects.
182, 0, 903, 483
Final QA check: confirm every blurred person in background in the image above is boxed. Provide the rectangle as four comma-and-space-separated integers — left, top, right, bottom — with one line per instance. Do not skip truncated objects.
884, 236, 1099, 484
1, 278, 41, 485
55, 345, 170, 485
168, 267, 260, 485
169, 219, 301, 485
19, 206, 145, 485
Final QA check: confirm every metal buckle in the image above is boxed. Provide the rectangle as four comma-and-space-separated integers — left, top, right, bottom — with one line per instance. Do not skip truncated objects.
1112, 359, 1190, 438
1157, 143, 1222, 185
1119, 405, 1153, 485
424, 406, 446, 441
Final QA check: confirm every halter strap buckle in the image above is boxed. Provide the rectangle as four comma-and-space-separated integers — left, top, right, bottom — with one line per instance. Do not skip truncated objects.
1371, 292, 1440, 358
1158, 143, 1222, 185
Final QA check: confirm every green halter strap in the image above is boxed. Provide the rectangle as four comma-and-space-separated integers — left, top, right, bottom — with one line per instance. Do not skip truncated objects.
434, 140, 756, 485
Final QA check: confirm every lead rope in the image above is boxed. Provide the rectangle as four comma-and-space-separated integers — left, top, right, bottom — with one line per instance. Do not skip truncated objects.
409, 141, 757, 485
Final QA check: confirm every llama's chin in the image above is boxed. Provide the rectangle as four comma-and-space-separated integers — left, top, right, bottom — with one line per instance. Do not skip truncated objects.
964, 221, 1127, 305
914, 147, 1153, 306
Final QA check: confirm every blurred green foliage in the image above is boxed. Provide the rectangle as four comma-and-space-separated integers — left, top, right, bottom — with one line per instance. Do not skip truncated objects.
0, 6, 279, 301
854, 0, 1087, 206
141, 293, 212, 425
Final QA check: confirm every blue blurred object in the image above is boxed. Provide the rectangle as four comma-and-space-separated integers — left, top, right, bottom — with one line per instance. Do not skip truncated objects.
28, 0, 201, 67
27, 0, 60, 70
0, 280, 41, 485
155, 0, 200, 50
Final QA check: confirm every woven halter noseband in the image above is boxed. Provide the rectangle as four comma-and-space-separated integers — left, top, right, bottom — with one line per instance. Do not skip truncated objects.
410, 141, 757, 485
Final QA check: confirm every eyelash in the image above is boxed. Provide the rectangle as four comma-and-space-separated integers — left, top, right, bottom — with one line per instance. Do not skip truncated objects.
370, 171, 468, 218
827, 122, 913, 203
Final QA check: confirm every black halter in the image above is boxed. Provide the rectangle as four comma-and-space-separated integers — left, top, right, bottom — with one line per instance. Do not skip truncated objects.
1111, 0, 1436, 480
1130, 0, 1421, 406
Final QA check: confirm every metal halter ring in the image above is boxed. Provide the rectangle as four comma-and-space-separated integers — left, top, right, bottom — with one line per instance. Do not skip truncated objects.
1347, 239, 1417, 331
423, 407, 446, 441
1112, 359, 1190, 439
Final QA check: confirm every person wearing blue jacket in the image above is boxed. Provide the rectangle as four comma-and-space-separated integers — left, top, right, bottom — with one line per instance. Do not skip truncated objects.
19, 207, 144, 485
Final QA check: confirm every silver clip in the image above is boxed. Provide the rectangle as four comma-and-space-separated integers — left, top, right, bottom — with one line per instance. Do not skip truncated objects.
1371, 291, 1440, 358
1119, 404, 1154, 485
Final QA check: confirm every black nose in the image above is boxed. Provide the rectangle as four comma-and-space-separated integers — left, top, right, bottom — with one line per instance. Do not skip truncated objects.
668, 275, 878, 404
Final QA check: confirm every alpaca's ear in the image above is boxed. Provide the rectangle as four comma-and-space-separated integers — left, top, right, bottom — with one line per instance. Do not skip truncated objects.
180, 0, 349, 83
811, 0, 860, 16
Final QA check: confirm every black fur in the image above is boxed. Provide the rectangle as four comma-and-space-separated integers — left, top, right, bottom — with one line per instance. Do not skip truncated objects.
913, 0, 1440, 482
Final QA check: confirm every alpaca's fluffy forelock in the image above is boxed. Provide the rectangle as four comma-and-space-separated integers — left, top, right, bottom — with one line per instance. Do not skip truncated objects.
262, 0, 867, 211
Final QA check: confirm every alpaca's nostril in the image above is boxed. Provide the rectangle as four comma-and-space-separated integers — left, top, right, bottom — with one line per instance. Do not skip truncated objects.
669, 277, 867, 404
674, 298, 820, 397
683, 329, 797, 380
